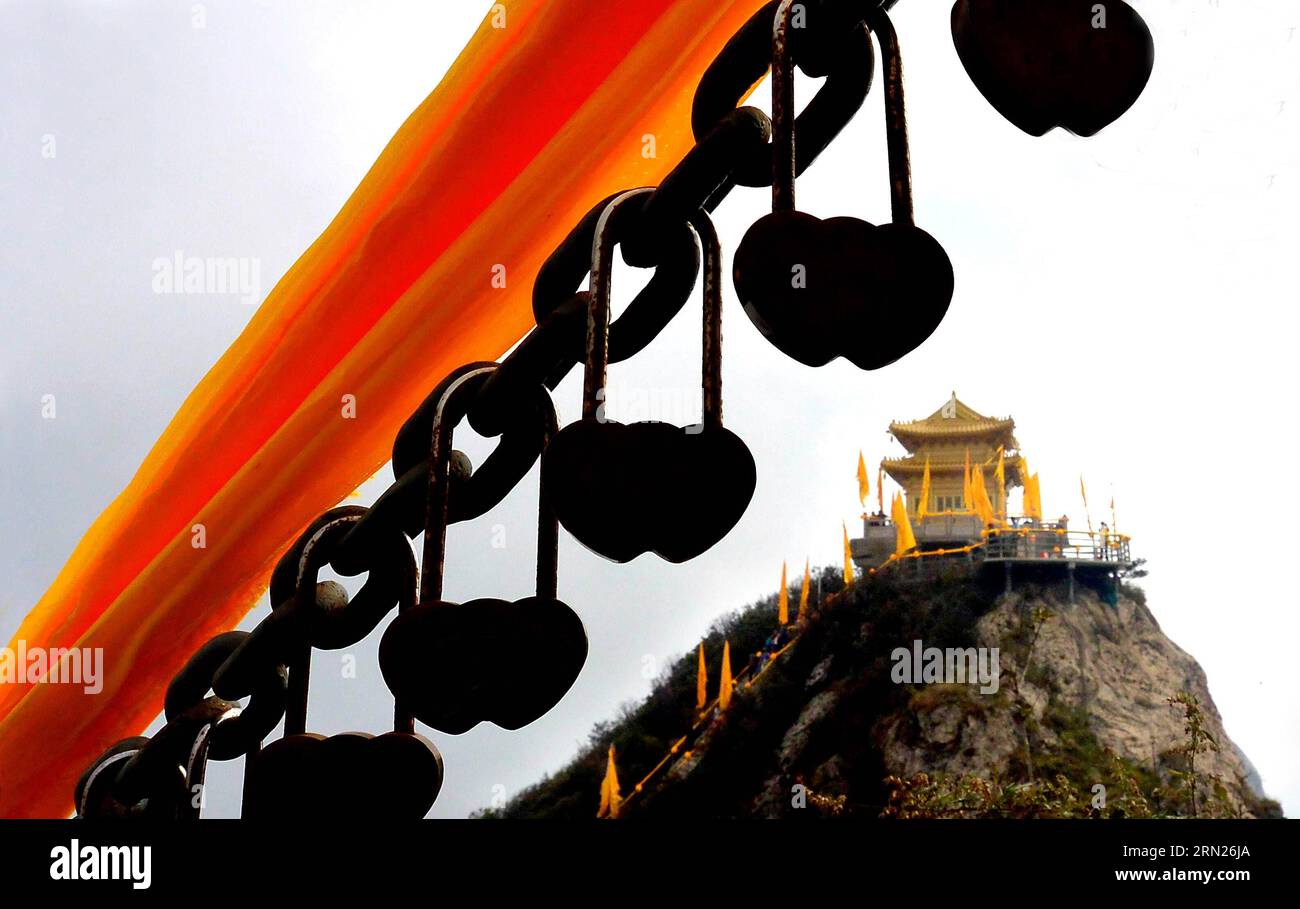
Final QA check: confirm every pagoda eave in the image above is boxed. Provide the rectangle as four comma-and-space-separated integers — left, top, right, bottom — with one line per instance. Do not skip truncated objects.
882, 457, 1024, 487
889, 422, 1018, 452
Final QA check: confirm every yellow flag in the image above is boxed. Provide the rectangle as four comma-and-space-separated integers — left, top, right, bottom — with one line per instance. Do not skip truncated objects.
891, 491, 917, 554
1017, 456, 1030, 516
842, 522, 856, 584
995, 448, 1006, 519
1024, 473, 1042, 520
696, 642, 707, 710
718, 641, 733, 711
972, 465, 995, 526
797, 558, 811, 621
983, 467, 999, 525
778, 561, 789, 625
918, 457, 931, 519
1110, 495, 1117, 532
876, 467, 884, 515
963, 449, 973, 512
597, 744, 621, 818
1080, 474, 1093, 534
857, 451, 870, 507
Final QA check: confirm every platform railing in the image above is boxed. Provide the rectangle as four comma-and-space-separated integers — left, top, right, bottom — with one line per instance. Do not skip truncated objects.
981, 526, 1130, 564
865, 518, 1132, 572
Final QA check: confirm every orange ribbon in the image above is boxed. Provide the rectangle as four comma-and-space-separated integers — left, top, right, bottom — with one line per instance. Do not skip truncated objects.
0, 0, 769, 818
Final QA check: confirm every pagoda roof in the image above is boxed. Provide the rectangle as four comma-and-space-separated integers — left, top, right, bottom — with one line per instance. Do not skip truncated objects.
888, 393, 1018, 451
882, 454, 1025, 487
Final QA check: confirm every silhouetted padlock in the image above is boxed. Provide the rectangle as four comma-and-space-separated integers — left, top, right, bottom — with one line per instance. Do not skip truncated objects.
379, 366, 588, 735
951, 0, 1154, 137
241, 514, 444, 819
733, 0, 953, 369
243, 727, 445, 819
542, 192, 757, 563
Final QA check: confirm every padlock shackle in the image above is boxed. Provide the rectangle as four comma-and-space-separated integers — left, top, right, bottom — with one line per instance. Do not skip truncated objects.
535, 418, 560, 599
771, 0, 799, 213
584, 194, 725, 429
281, 518, 342, 736
692, 209, 725, 430
771, 1, 913, 225
864, 4, 913, 226
419, 364, 562, 605
582, 189, 651, 421
421, 365, 496, 605
280, 508, 419, 734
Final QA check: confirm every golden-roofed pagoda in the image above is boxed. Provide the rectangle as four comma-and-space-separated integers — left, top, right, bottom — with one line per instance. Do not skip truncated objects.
853, 393, 1134, 605
883, 393, 1023, 517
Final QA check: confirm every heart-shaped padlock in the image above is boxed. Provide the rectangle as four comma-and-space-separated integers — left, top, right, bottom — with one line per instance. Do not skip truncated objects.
541, 192, 756, 563
243, 730, 445, 820
379, 366, 588, 735
233, 513, 444, 818
951, 0, 1154, 137
733, 1, 954, 370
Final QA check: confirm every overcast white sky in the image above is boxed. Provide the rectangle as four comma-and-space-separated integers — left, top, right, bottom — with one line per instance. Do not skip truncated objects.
2, 1, 1297, 818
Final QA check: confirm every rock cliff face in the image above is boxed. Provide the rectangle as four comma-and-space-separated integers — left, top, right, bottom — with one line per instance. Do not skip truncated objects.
867, 589, 1267, 817
490, 573, 1280, 819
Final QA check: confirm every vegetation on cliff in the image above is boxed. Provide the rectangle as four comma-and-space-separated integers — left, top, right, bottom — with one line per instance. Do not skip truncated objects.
481, 568, 1280, 819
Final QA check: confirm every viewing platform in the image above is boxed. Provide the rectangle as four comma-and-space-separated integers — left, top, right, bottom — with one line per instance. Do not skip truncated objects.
853, 516, 1131, 568
851, 393, 1135, 603
852, 515, 1133, 603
